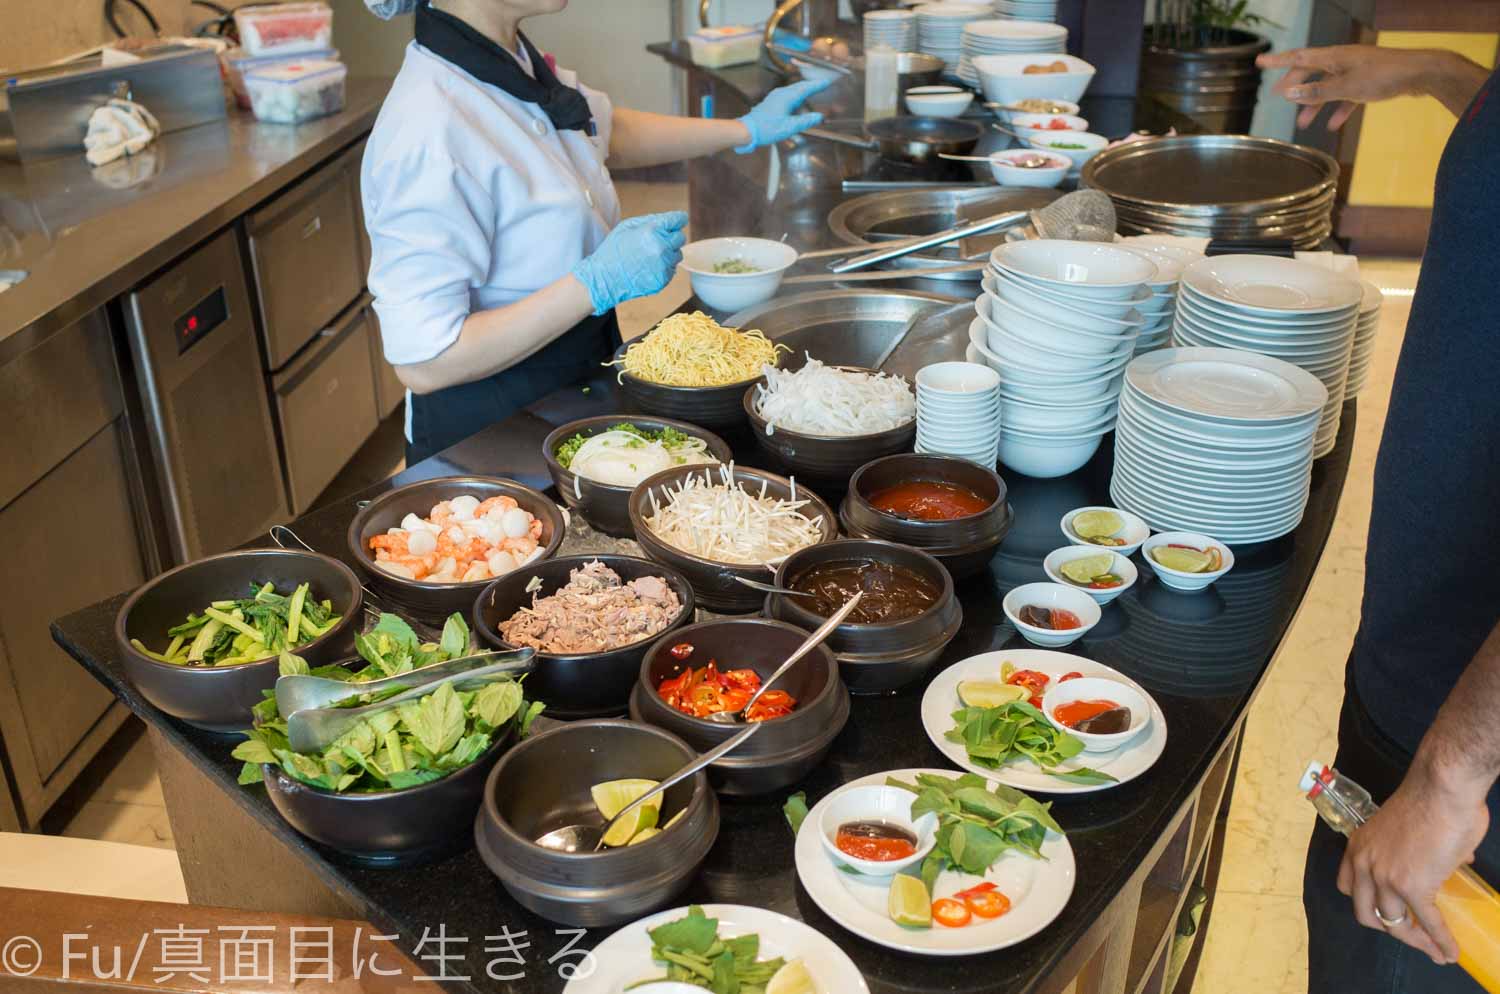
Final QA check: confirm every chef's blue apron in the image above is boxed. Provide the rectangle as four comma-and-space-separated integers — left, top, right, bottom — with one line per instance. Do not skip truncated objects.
406, 310, 620, 465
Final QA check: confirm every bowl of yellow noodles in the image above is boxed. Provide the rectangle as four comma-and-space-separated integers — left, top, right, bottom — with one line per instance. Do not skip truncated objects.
608, 311, 790, 431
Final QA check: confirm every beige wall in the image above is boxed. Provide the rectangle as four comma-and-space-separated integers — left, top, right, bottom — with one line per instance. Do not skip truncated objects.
0, 0, 210, 71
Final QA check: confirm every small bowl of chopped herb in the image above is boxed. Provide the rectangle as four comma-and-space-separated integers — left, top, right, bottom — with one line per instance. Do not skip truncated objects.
1028, 131, 1109, 173
115, 549, 362, 733
680, 237, 798, 313
543, 416, 733, 537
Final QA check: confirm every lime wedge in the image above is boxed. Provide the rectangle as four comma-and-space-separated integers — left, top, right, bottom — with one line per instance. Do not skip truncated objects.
1152, 546, 1212, 573
889, 874, 932, 929
1072, 510, 1123, 540
664, 808, 686, 830
627, 827, 661, 846
591, 778, 658, 819
958, 680, 1028, 708
768, 959, 816, 994
602, 805, 659, 848
1060, 554, 1116, 585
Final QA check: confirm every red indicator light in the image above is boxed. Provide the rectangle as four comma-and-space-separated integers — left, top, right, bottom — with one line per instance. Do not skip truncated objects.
187, 315, 199, 331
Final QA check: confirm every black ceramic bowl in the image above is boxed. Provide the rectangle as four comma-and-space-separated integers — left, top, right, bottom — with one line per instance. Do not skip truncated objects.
541, 416, 733, 538
628, 463, 838, 613
115, 549, 362, 733
765, 539, 963, 695
629, 618, 849, 796
347, 476, 566, 624
472, 555, 696, 719
611, 342, 764, 433
742, 370, 916, 482
262, 726, 513, 865
474, 719, 720, 927
841, 454, 1014, 580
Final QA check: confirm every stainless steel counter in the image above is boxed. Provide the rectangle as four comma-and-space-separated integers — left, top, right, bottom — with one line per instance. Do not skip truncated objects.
0, 77, 389, 364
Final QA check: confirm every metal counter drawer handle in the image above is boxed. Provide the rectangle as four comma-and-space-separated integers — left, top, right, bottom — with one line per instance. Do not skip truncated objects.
301, 216, 322, 240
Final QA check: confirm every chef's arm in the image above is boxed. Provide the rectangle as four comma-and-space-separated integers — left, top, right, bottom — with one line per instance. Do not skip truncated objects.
606, 79, 831, 168
392, 276, 594, 394
606, 108, 750, 168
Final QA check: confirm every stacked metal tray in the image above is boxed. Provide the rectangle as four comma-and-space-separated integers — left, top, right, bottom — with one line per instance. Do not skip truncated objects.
1080, 135, 1339, 248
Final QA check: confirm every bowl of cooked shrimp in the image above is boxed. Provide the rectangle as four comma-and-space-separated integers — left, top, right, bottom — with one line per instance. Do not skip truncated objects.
347, 476, 567, 623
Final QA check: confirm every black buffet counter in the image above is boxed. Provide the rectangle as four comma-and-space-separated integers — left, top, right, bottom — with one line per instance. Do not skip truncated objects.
52, 360, 1354, 993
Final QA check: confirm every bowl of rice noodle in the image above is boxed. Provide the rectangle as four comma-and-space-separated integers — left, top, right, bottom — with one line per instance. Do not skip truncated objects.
628, 462, 837, 613
542, 416, 733, 538
608, 312, 789, 432
743, 355, 917, 482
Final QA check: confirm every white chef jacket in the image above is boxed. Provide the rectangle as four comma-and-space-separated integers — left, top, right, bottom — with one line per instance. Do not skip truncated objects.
362, 40, 622, 368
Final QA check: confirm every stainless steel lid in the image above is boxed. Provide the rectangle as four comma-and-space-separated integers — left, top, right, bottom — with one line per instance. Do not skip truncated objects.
1080, 135, 1339, 215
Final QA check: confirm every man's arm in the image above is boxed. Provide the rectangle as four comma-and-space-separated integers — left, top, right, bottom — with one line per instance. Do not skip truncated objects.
1339, 619, 1500, 963
1258, 45, 1490, 130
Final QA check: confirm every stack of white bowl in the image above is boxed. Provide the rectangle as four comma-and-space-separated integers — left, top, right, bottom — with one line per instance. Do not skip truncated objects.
956, 19, 1067, 88
964, 240, 1157, 478
915, 2, 994, 68
914, 361, 1002, 465
1111, 347, 1328, 544
1344, 280, 1384, 397
993, 0, 1059, 20
1173, 255, 1362, 458
1119, 241, 1205, 355
863, 9, 918, 52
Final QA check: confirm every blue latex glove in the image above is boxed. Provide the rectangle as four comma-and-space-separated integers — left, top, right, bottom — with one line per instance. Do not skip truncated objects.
572, 211, 689, 316
736, 79, 832, 153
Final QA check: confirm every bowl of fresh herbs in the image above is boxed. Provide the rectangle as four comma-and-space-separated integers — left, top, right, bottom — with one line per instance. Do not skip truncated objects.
115, 549, 362, 733
233, 611, 543, 864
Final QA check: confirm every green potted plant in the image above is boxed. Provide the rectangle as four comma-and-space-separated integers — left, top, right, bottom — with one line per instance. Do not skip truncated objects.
1139, 0, 1278, 134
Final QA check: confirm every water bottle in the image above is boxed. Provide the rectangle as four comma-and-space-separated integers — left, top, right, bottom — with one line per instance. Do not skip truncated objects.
1302, 761, 1500, 992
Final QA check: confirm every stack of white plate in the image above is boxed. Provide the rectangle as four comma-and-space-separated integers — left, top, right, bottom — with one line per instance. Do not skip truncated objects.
1344, 280, 1384, 397
964, 240, 1156, 478
915, 361, 1002, 465
956, 19, 1067, 87
1172, 255, 1362, 458
1119, 240, 1205, 356
993, 0, 1060, 20
915, 2, 994, 69
1111, 347, 1328, 544
863, 9, 918, 52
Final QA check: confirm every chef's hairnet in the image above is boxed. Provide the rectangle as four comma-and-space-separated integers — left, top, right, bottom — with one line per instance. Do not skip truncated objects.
365, 0, 418, 18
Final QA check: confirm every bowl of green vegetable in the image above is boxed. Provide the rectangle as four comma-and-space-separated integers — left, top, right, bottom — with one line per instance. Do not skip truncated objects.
543, 417, 732, 538
679, 237, 798, 313
236, 612, 544, 865
115, 549, 362, 733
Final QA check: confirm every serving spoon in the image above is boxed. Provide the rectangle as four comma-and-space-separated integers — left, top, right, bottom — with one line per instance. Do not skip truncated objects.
275, 647, 534, 718
707, 591, 863, 725
534, 722, 763, 853
730, 576, 818, 598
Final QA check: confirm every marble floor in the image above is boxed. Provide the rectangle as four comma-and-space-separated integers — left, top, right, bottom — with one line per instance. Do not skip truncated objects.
35, 178, 1426, 993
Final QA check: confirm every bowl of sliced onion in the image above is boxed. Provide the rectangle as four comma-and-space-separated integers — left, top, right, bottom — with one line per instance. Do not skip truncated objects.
628, 462, 837, 613
543, 416, 733, 538
743, 358, 917, 484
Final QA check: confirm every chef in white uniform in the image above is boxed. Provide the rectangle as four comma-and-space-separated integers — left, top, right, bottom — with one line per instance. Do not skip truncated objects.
361, 0, 830, 462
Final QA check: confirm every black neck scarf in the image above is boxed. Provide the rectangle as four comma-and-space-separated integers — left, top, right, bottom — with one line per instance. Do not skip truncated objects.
414, 1, 596, 135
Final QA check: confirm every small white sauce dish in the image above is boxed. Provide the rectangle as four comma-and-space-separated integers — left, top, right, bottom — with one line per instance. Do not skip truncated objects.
1040, 675, 1152, 752
818, 784, 938, 877
1141, 531, 1235, 592
1008, 111, 1089, 132
988, 149, 1070, 188
904, 85, 974, 117
1002, 581, 1101, 647
1060, 505, 1150, 556
1027, 130, 1109, 171
1043, 545, 1139, 605
679, 237, 798, 312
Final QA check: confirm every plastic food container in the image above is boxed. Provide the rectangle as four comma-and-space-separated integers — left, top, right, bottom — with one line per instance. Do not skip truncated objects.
223, 47, 337, 110
245, 59, 348, 124
687, 26, 762, 68
234, 2, 334, 57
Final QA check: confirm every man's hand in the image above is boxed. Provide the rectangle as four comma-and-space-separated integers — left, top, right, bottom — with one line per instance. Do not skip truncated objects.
1258, 45, 1489, 129
1338, 762, 1489, 964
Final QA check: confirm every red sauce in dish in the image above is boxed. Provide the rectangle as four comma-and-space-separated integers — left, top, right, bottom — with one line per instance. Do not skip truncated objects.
869, 481, 991, 521
1053, 698, 1120, 728
835, 821, 918, 861
1017, 605, 1083, 630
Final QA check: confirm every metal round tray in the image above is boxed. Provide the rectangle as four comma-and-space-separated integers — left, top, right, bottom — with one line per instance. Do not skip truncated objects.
1080, 135, 1339, 216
